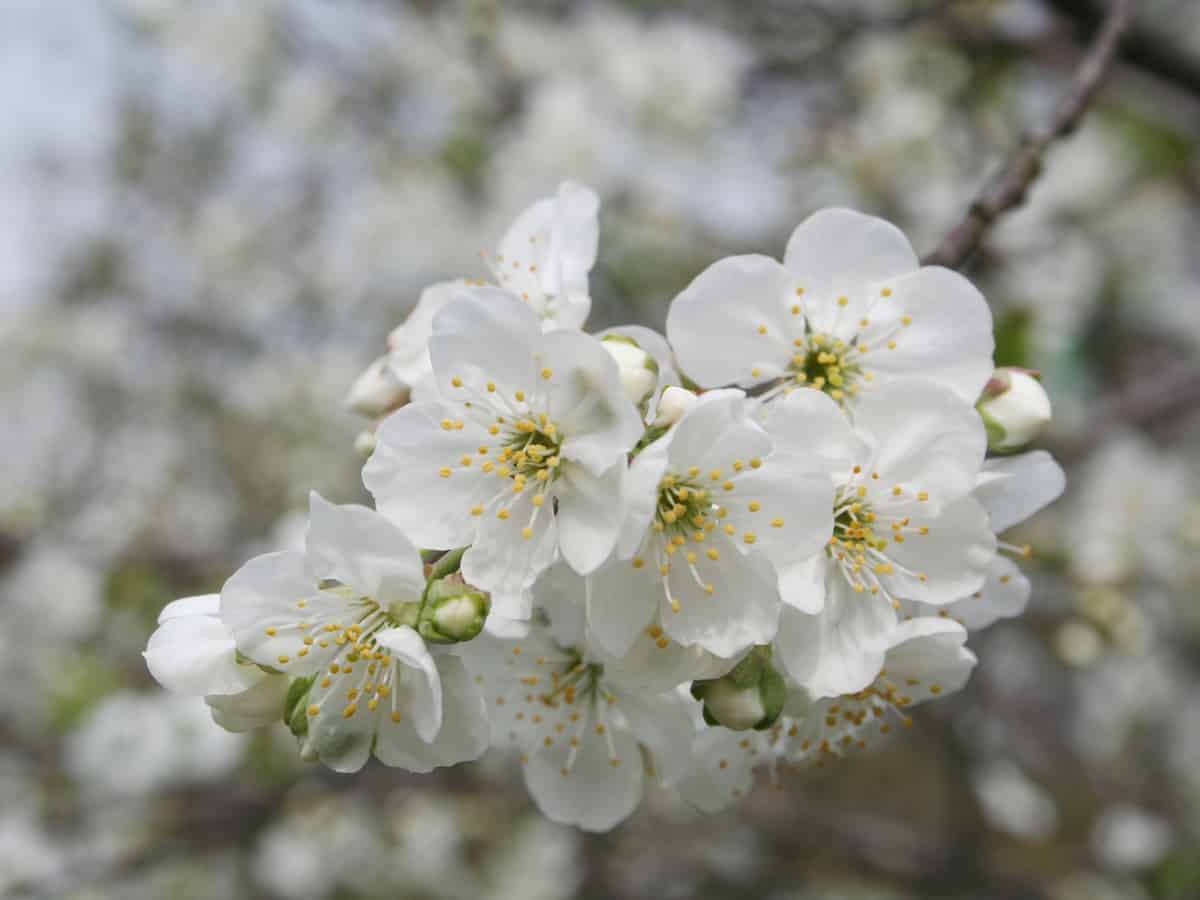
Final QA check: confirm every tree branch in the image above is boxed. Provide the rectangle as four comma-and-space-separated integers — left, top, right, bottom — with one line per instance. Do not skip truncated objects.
922, 0, 1133, 269
1045, 0, 1200, 100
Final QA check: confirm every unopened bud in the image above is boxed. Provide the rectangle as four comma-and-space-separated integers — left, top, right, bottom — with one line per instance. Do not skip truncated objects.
602, 335, 657, 406
653, 385, 699, 427
418, 576, 490, 644
283, 675, 316, 738
345, 356, 408, 418
691, 647, 785, 731
978, 368, 1052, 451
353, 430, 377, 458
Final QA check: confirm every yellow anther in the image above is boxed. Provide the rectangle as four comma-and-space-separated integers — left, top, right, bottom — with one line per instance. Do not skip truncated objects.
749, 457, 762, 469
901, 315, 912, 326
743, 532, 757, 545
881, 287, 892, 297
757, 324, 768, 335
532, 493, 545, 507
791, 304, 802, 315
670, 598, 681, 613
748, 501, 761, 512
514, 390, 526, 402
887, 340, 897, 350
277, 655, 289, 664
342, 703, 358, 719
486, 381, 496, 392
264, 626, 277, 636
837, 296, 848, 307
632, 557, 645, 569
707, 547, 720, 561
771, 518, 784, 528
307, 704, 319, 717
540, 367, 553, 380
521, 527, 533, 540
497, 509, 510, 520
917, 491, 929, 502
451, 376, 463, 388
709, 469, 722, 480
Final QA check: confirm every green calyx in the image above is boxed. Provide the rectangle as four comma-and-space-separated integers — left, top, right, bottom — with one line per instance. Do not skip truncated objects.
418, 575, 490, 644
692, 646, 786, 731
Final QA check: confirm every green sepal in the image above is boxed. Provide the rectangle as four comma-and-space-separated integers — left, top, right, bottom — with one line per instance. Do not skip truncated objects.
284, 675, 315, 737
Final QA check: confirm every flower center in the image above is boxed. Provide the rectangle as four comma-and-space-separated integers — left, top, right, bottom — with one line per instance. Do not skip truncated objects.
826, 471, 931, 602
788, 333, 864, 404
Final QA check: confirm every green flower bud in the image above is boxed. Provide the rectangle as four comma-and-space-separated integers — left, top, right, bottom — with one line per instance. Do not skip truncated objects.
418, 576, 490, 644
691, 647, 786, 731
284, 675, 316, 738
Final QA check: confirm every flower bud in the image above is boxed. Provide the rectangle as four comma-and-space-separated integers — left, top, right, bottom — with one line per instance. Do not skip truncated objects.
601, 335, 658, 406
283, 674, 316, 738
418, 576, 490, 644
691, 647, 786, 731
345, 355, 408, 418
978, 368, 1052, 451
653, 385, 699, 427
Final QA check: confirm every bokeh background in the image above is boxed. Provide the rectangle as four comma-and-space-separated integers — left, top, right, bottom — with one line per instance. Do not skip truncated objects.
3, 1, 1199, 898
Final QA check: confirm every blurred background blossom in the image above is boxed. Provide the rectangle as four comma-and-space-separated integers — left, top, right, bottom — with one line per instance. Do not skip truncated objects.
3, 0, 1199, 897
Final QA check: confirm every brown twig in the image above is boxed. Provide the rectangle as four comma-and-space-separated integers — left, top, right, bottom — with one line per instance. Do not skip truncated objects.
1046, 0, 1200, 100
922, 0, 1133, 269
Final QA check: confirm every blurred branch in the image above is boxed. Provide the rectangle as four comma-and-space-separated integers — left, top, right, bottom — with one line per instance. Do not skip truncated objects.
922, 0, 1133, 269
1046, 0, 1200, 99
1051, 359, 1200, 463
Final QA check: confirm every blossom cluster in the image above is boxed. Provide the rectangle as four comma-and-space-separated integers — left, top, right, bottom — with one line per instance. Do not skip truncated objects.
145, 182, 1064, 831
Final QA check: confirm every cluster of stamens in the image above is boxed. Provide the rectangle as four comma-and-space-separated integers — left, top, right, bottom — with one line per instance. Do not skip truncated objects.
440, 368, 567, 540
827, 466, 931, 607
486, 643, 650, 776
262, 588, 411, 724
752, 286, 915, 405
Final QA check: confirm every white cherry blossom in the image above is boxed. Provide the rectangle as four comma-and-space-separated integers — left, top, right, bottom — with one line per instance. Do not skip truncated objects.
363, 288, 643, 619
767, 380, 995, 697
219, 492, 488, 773
666, 208, 994, 408
461, 616, 697, 832
582, 389, 836, 659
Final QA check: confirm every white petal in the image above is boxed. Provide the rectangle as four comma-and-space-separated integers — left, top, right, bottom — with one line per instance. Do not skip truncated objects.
615, 436, 670, 559
304, 492, 424, 607
530, 560, 587, 648
363, 402, 493, 550
205, 674, 288, 733
666, 389, 769, 477
666, 254, 795, 388
158, 593, 220, 624
852, 379, 986, 510
882, 617, 976, 702
375, 653, 488, 772
542, 329, 643, 475
375, 626, 443, 743
678, 727, 755, 813
774, 579, 893, 698
429, 286, 542, 401
761, 387, 865, 474
662, 532, 780, 658
887, 496, 996, 605
556, 461, 626, 575
976, 450, 1066, 533
938, 555, 1031, 630
860, 266, 994, 404
524, 725, 644, 832
219, 551, 339, 676
584, 555, 660, 658
387, 281, 459, 387
728, 463, 833, 578
783, 208, 918, 341
611, 686, 697, 786
595, 625, 735, 695
776, 553, 827, 614
460, 491, 557, 621
144, 615, 259, 696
